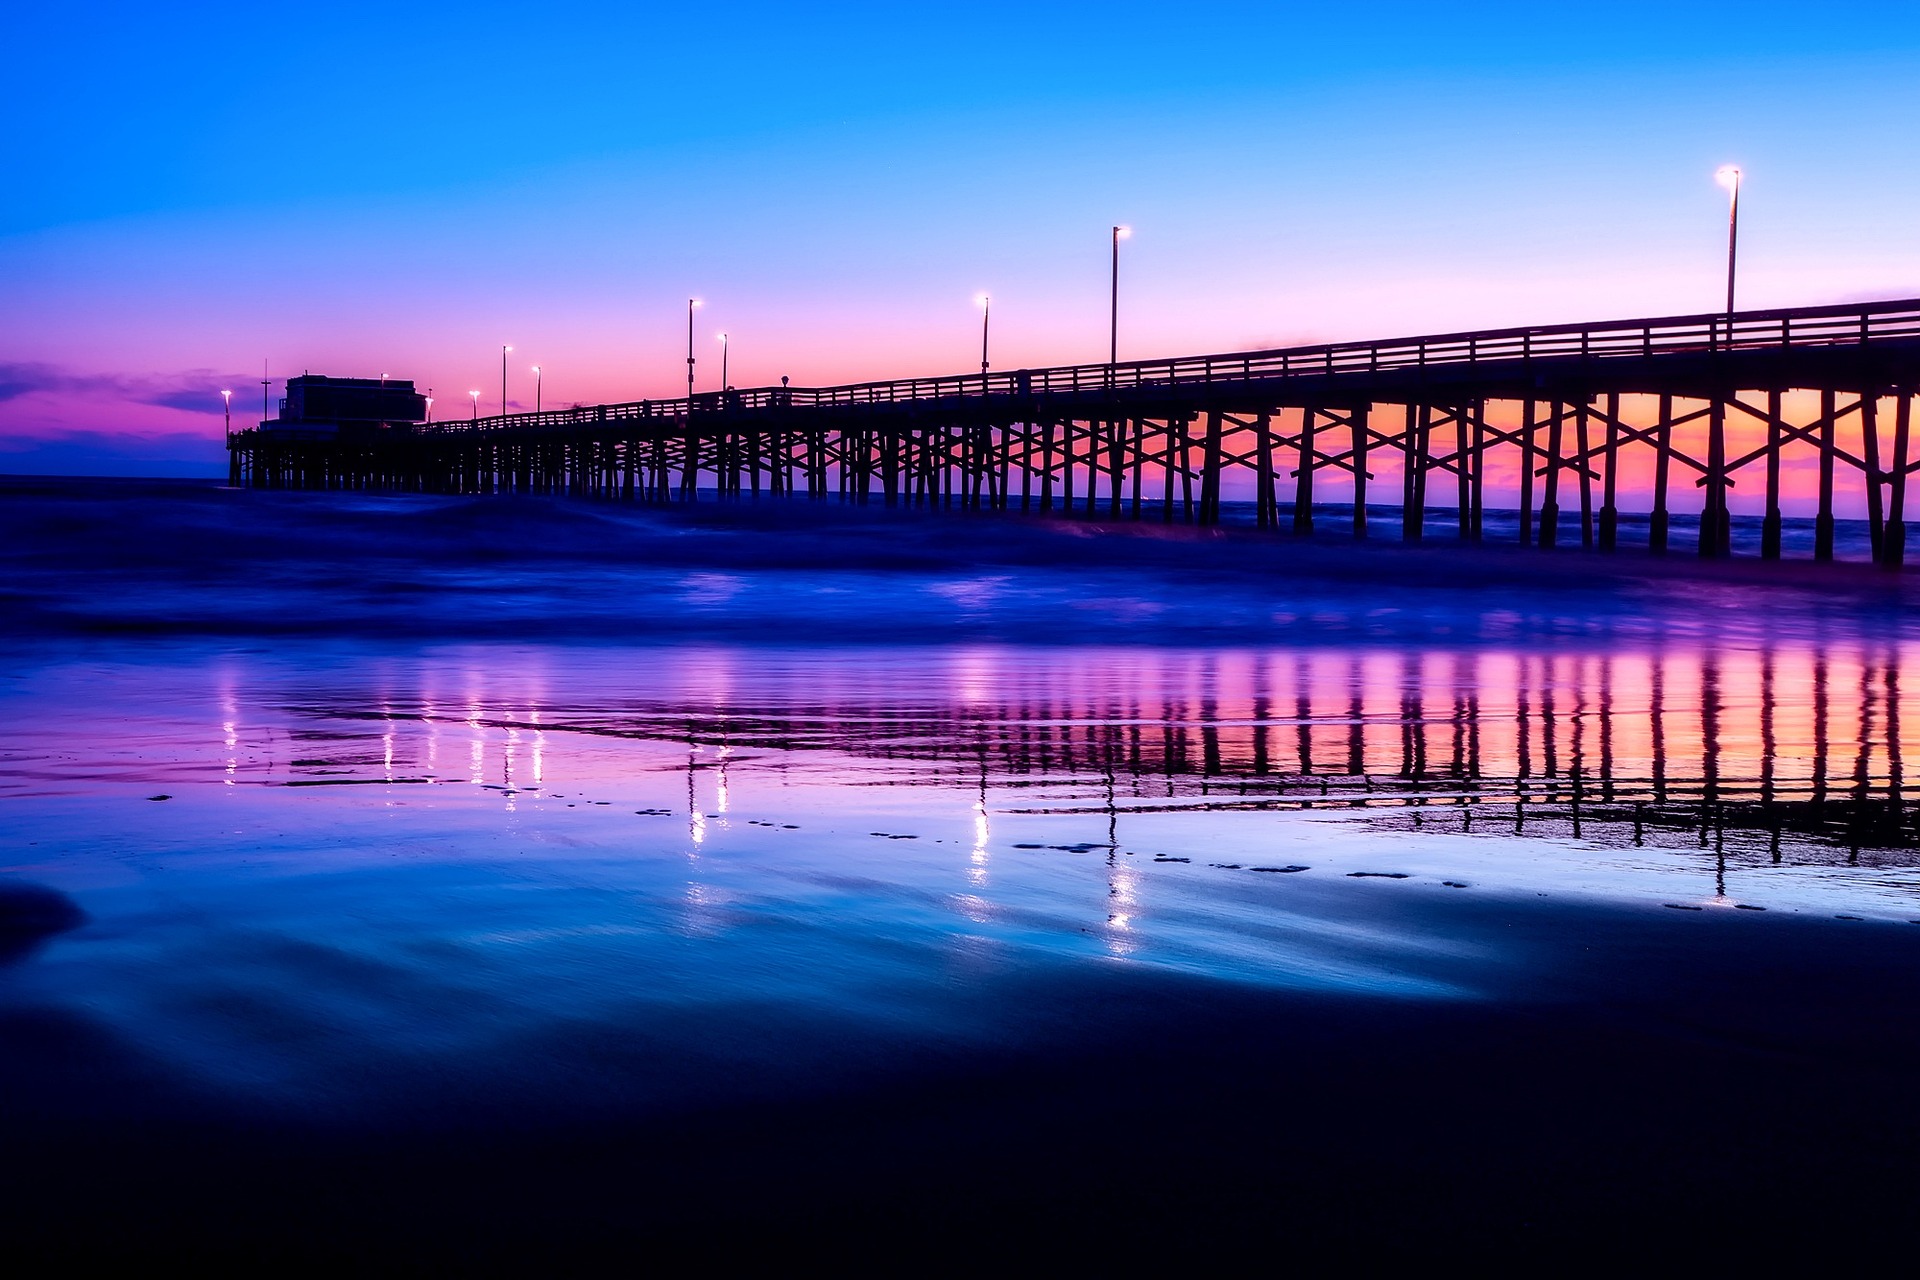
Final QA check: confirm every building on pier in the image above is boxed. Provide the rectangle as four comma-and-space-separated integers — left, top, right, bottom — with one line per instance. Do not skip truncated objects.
264, 375, 427, 438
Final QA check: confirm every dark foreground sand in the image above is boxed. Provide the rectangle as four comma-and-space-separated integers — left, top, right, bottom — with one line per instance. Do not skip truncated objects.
6, 897, 1918, 1268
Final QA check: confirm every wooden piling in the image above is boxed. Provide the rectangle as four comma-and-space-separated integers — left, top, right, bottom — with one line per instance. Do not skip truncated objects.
1599, 392, 1619, 551
1863, 392, 1886, 563
1816, 389, 1837, 562
1890, 391, 1912, 568
1295, 407, 1316, 535
1541, 401, 1564, 549
1519, 399, 1537, 547
1701, 396, 1729, 557
1454, 406, 1472, 541
1255, 413, 1275, 530
1650, 394, 1673, 555
1200, 411, 1224, 525
1351, 405, 1369, 539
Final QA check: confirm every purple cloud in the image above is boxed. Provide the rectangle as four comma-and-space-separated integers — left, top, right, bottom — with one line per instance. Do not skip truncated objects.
0, 362, 248, 412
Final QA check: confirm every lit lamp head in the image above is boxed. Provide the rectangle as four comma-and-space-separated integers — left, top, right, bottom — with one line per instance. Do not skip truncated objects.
1114, 225, 1132, 241
717, 332, 728, 344
220, 389, 232, 403
975, 293, 990, 308
531, 365, 540, 375
1715, 165, 1742, 192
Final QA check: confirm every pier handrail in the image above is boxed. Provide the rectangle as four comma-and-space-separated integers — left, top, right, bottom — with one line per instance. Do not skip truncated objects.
386, 296, 1920, 437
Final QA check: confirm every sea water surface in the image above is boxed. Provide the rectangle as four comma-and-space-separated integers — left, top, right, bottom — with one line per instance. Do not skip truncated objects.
5, 478, 1920, 1259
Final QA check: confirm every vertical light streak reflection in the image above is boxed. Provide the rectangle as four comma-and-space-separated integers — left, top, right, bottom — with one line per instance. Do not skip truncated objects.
219, 673, 238, 786
1105, 854, 1139, 957
688, 749, 706, 847
503, 726, 519, 812
970, 785, 991, 889
532, 709, 545, 787
466, 691, 485, 786
381, 695, 395, 783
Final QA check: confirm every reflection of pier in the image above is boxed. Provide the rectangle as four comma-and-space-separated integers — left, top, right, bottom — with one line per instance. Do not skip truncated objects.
300, 644, 1918, 861
233, 299, 1920, 565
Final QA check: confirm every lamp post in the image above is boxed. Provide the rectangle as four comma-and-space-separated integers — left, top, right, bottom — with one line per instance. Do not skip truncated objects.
1110, 225, 1130, 368
501, 345, 513, 417
718, 333, 729, 392
687, 299, 701, 405
425, 392, 434, 424
470, 390, 480, 423
976, 294, 990, 375
1715, 165, 1742, 318
532, 365, 542, 414
221, 388, 232, 443
1705, 164, 1744, 560
261, 360, 270, 428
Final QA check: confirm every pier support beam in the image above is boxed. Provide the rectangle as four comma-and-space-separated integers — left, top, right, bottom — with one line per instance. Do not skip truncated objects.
1295, 407, 1316, 535
1599, 392, 1619, 552
1541, 401, 1564, 550
1519, 400, 1537, 547
1762, 390, 1783, 559
1816, 389, 1837, 562
1352, 406, 1370, 539
1888, 391, 1912, 568
1199, 411, 1224, 525
1700, 397, 1730, 558
1650, 395, 1673, 555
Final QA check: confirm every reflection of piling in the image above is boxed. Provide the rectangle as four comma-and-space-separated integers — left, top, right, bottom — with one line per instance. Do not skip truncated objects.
386, 636, 1920, 871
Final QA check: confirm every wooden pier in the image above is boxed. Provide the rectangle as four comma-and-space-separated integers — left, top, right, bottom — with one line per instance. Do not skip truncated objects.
230, 298, 1920, 565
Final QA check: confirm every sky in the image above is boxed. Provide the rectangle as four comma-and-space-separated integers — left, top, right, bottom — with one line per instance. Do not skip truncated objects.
3, 1, 1919, 475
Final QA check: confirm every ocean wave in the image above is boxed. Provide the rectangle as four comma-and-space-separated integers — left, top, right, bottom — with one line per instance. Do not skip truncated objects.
1, 477, 1909, 646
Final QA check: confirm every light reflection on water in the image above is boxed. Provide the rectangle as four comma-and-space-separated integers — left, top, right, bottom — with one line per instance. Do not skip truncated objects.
3, 639, 1920, 1113
254, 641, 1917, 861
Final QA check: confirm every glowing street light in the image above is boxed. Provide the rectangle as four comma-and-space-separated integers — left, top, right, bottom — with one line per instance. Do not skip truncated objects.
717, 333, 729, 393
975, 293, 991, 375
1715, 165, 1742, 316
500, 345, 513, 417
425, 392, 435, 424
1110, 225, 1131, 367
220, 388, 232, 442
687, 299, 702, 404
532, 365, 543, 414
469, 389, 480, 423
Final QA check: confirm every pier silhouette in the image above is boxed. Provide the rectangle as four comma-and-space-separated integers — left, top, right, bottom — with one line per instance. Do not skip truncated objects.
233, 298, 1920, 565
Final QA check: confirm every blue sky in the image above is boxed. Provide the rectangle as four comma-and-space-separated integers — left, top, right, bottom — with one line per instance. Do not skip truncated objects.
4, 2, 1919, 472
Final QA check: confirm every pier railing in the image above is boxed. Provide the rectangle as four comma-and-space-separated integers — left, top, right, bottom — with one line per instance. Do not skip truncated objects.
410, 297, 1920, 437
